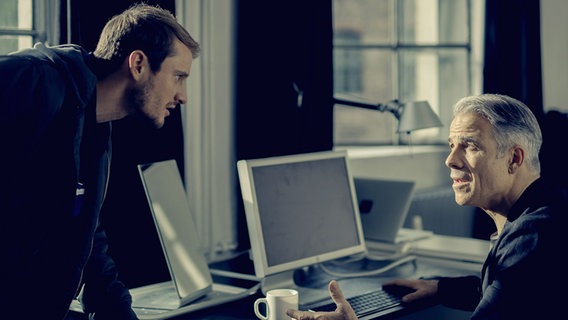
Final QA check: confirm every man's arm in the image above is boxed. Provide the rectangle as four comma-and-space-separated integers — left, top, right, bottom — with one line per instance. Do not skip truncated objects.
79, 222, 138, 320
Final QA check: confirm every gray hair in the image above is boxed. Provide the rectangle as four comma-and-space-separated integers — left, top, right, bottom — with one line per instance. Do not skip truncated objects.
452, 94, 542, 174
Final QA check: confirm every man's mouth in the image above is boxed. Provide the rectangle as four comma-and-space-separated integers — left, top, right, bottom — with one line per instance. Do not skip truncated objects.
451, 176, 470, 186
165, 105, 177, 116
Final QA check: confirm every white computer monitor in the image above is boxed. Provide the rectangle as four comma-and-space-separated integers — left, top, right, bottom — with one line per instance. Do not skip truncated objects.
237, 150, 367, 293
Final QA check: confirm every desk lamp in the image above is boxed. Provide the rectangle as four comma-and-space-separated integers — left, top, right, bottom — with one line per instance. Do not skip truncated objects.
333, 97, 443, 133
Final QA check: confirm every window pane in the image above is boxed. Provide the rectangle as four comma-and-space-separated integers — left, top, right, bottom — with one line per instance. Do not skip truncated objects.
0, 0, 32, 29
398, 48, 469, 142
399, 49, 469, 104
0, 0, 19, 28
399, 0, 468, 44
0, 35, 32, 54
334, 49, 397, 145
0, 0, 34, 53
334, 49, 394, 101
333, 0, 392, 45
333, 0, 478, 146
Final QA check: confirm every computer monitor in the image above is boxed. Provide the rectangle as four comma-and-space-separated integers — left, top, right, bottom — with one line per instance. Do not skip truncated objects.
237, 150, 367, 294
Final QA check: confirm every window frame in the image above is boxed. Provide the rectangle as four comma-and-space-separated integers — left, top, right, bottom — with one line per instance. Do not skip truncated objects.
0, 0, 60, 54
332, 0, 484, 146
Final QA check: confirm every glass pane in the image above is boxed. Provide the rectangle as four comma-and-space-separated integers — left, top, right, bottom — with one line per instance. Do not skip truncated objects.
0, 0, 32, 29
334, 49, 398, 145
333, 0, 476, 146
399, 0, 468, 44
0, 35, 32, 54
333, 0, 392, 45
334, 49, 394, 101
398, 48, 469, 143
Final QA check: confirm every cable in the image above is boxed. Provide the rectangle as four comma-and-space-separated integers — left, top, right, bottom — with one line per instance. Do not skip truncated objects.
364, 242, 414, 261
328, 242, 415, 267
319, 255, 417, 279
326, 252, 368, 265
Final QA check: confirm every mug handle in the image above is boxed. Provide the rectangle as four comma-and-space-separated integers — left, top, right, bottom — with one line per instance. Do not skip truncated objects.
254, 297, 270, 320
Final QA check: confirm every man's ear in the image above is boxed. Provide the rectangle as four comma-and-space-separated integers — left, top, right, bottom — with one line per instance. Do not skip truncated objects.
128, 50, 148, 81
509, 146, 525, 174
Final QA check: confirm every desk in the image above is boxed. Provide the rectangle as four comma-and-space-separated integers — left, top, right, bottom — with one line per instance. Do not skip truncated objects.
203, 255, 480, 320
366, 233, 491, 264
68, 250, 483, 319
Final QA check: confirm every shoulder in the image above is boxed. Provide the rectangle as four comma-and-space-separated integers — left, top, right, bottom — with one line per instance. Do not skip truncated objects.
0, 49, 67, 105
495, 205, 559, 270
0, 45, 68, 88
0, 51, 54, 76
2, 43, 91, 80
1, 43, 96, 110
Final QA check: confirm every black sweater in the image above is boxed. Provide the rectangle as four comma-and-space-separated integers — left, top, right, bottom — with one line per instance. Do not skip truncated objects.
437, 178, 568, 320
0, 43, 136, 319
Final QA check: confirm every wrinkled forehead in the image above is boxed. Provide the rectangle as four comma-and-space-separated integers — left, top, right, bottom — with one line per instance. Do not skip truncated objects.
451, 112, 487, 130
449, 112, 494, 142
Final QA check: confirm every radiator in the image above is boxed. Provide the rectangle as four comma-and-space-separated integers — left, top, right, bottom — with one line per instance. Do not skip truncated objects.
403, 187, 477, 238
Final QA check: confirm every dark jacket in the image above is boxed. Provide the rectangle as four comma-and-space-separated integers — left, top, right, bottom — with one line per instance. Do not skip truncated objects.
437, 178, 568, 320
0, 43, 136, 319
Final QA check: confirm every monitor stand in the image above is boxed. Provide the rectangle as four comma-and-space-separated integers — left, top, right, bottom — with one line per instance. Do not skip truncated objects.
260, 270, 296, 294
260, 269, 332, 307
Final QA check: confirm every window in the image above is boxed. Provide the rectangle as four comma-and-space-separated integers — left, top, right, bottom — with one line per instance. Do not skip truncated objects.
0, 0, 59, 54
333, 0, 484, 145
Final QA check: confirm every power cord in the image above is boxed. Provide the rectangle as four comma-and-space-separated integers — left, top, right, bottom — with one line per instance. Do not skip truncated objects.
318, 254, 417, 279
365, 242, 414, 261
327, 242, 414, 266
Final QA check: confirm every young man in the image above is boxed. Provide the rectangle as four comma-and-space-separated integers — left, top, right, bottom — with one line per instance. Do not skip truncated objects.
0, 3, 199, 319
287, 94, 568, 320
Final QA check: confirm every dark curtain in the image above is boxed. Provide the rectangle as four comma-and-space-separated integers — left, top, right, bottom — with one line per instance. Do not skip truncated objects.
235, 0, 334, 250
483, 0, 544, 121
60, 0, 179, 288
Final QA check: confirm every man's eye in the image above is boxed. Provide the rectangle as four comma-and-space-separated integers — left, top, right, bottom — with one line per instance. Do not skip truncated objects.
467, 143, 479, 151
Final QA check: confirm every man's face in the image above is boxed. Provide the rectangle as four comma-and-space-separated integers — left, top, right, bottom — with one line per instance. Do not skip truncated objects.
445, 112, 513, 210
131, 39, 193, 128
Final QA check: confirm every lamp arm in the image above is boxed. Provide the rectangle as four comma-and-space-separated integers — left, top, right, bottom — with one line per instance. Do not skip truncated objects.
377, 100, 402, 119
333, 97, 401, 119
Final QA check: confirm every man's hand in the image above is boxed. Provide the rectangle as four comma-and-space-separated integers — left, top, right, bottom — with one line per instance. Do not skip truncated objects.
382, 278, 439, 303
286, 280, 358, 320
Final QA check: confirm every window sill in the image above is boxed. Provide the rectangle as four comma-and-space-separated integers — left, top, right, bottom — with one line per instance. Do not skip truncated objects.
334, 145, 447, 159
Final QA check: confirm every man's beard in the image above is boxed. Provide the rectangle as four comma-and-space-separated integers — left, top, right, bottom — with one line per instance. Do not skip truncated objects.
126, 78, 161, 129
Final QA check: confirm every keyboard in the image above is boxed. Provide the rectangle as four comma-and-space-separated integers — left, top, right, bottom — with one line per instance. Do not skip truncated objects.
306, 288, 405, 318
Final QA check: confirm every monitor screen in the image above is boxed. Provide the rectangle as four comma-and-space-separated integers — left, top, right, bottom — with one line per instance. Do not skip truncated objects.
237, 150, 367, 292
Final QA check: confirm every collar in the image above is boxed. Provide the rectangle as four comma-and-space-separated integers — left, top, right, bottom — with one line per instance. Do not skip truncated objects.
507, 178, 548, 222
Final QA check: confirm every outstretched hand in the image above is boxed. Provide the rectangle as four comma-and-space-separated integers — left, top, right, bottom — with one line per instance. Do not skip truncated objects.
286, 280, 358, 320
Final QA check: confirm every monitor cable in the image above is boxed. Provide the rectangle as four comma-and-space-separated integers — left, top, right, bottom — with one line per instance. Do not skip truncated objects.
318, 254, 417, 279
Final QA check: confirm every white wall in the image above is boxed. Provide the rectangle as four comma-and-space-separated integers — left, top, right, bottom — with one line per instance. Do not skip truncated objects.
541, 0, 568, 111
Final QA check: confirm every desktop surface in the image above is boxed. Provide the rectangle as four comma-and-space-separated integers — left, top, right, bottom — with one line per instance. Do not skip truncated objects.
67, 252, 480, 320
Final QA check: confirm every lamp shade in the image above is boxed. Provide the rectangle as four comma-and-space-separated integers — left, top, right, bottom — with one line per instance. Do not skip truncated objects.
397, 101, 443, 133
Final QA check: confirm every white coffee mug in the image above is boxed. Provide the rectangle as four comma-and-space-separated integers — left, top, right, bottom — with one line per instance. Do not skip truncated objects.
254, 289, 299, 320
